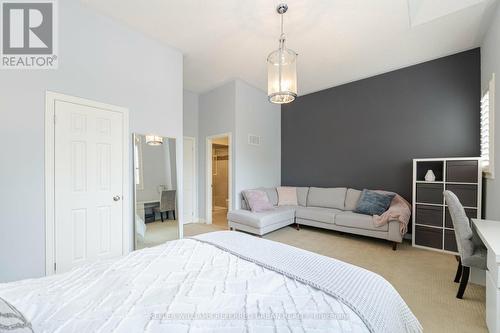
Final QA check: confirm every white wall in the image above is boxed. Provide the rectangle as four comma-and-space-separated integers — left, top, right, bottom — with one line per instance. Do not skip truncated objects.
137, 139, 177, 203
137, 144, 168, 202
0, 0, 183, 282
196, 79, 281, 219
198, 82, 236, 220
183, 90, 199, 219
183, 90, 199, 138
482, 2, 500, 220
234, 80, 281, 208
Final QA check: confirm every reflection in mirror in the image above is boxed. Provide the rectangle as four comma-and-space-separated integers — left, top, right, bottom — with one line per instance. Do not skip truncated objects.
133, 134, 178, 250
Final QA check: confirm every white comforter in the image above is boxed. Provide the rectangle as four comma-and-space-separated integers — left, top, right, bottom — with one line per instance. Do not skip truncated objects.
0, 236, 368, 332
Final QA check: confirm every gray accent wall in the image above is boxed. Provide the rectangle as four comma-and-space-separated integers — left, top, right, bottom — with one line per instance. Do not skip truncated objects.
282, 48, 481, 201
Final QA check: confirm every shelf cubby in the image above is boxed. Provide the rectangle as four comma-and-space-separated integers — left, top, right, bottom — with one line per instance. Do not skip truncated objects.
412, 158, 482, 254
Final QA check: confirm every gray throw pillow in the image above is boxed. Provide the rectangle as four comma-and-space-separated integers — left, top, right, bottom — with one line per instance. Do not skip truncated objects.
354, 190, 395, 216
0, 297, 33, 332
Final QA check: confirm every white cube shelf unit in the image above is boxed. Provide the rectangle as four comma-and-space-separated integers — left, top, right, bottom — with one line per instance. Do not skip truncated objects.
412, 157, 482, 254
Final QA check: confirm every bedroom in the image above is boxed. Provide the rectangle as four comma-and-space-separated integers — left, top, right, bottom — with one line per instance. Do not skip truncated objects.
1, 0, 500, 332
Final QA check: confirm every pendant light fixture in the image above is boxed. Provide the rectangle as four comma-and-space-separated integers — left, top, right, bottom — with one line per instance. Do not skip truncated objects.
267, 3, 298, 104
145, 135, 163, 146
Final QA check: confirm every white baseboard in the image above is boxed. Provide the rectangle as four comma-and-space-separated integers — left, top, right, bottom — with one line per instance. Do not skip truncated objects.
185, 217, 206, 224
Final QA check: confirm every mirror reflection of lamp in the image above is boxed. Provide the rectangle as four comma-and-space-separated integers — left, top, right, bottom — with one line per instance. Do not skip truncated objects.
145, 135, 163, 146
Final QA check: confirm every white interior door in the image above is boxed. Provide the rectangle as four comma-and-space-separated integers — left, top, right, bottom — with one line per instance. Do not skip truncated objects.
55, 100, 124, 273
183, 137, 195, 223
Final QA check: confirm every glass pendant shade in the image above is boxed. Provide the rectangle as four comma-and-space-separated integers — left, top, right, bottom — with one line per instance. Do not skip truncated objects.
267, 3, 297, 104
267, 47, 297, 104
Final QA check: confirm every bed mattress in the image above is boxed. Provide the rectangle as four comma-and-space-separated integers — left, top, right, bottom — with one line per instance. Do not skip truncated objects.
0, 236, 368, 332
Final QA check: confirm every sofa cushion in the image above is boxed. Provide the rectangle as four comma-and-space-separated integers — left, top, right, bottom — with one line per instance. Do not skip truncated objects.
241, 187, 278, 209
345, 188, 362, 211
307, 187, 347, 210
242, 189, 273, 212
296, 206, 341, 224
262, 187, 279, 206
335, 212, 389, 232
277, 186, 298, 206
297, 187, 310, 207
241, 195, 249, 210
227, 206, 295, 229
354, 190, 395, 216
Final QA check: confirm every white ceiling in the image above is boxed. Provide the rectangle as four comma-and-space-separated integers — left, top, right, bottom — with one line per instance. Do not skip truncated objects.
82, 0, 497, 96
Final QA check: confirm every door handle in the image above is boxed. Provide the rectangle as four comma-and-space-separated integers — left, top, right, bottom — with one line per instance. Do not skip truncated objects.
113, 195, 121, 202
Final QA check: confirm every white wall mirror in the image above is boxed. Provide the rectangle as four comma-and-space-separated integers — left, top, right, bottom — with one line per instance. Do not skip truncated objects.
133, 133, 179, 250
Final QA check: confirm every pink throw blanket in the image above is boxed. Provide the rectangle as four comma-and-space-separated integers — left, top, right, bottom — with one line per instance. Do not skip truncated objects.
373, 191, 411, 235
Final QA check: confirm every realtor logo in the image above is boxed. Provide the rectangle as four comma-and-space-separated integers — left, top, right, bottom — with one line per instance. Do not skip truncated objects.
1, 0, 58, 69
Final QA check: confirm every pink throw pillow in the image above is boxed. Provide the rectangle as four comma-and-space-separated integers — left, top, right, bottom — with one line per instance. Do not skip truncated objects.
243, 190, 273, 212
277, 186, 298, 206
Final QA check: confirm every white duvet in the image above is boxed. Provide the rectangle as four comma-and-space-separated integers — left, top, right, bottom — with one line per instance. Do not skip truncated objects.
0, 237, 368, 333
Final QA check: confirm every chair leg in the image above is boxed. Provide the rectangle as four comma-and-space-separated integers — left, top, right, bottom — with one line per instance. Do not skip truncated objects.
392, 242, 397, 251
457, 266, 470, 299
454, 256, 463, 283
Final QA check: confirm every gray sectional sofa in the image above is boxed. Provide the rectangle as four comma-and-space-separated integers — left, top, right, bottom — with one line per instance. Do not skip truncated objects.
227, 187, 403, 249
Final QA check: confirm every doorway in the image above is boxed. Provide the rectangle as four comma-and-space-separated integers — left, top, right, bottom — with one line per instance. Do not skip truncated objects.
206, 133, 232, 226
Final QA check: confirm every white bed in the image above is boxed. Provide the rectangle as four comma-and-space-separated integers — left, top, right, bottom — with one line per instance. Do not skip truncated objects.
0, 231, 421, 333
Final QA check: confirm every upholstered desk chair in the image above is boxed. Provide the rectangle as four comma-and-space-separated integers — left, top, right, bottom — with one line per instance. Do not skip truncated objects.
155, 190, 176, 222
443, 190, 487, 299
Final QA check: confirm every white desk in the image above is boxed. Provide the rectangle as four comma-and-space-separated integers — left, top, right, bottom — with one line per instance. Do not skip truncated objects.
136, 200, 160, 222
472, 219, 500, 333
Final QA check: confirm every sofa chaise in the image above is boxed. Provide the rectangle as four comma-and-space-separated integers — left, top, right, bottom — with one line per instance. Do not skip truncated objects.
227, 187, 404, 250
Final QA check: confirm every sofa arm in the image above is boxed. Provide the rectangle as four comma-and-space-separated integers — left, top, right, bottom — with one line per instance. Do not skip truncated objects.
387, 219, 404, 243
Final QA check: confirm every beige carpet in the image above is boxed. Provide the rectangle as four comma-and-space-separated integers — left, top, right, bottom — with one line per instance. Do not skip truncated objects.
184, 223, 487, 333
136, 220, 179, 249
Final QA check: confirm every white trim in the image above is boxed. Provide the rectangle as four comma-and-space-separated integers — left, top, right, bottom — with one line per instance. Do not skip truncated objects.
482, 74, 496, 179
205, 133, 232, 224
183, 136, 198, 225
45, 91, 130, 276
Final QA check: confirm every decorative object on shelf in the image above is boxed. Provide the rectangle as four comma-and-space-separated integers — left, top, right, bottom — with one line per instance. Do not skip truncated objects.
424, 170, 436, 182
145, 135, 163, 146
267, 3, 298, 104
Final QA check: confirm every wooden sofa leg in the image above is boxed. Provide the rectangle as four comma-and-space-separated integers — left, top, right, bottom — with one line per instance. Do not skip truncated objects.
392, 242, 397, 251
295, 223, 300, 231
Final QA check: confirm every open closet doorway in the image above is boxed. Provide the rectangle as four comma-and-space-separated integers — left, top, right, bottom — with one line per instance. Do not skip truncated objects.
206, 133, 231, 227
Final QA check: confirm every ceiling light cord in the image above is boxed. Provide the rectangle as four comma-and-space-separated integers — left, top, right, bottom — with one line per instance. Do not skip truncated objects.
278, 4, 287, 50
280, 14, 287, 51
